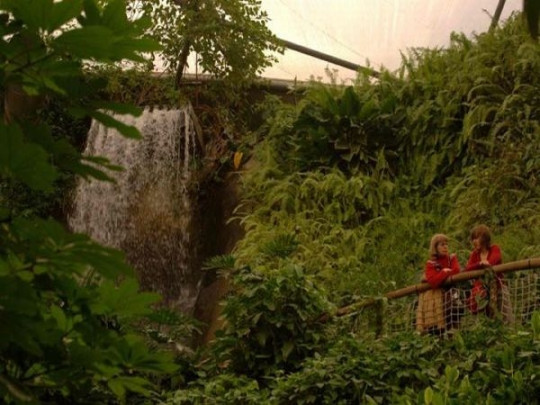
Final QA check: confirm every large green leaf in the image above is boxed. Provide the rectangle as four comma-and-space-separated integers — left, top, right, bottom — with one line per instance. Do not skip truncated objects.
91, 279, 161, 318
102, 0, 129, 33
79, 155, 123, 182
1, 0, 80, 32
53, 23, 160, 63
53, 26, 117, 59
111, 37, 163, 62
37, 60, 82, 79
47, 0, 83, 32
79, 0, 101, 26
2, 0, 53, 31
0, 123, 57, 191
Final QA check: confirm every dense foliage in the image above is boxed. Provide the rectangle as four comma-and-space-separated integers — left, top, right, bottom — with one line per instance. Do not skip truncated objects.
271, 315, 540, 404
2, 2, 540, 404
166, 13, 540, 403
0, 1, 179, 403
129, 0, 281, 85
234, 14, 540, 302
211, 265, 331, 378
170, 314, 540, 404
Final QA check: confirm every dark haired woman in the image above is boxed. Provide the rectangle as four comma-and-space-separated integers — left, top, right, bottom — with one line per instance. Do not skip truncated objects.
465, 224, 512, 320
466, 224, 501, 271
416, 234, 460, 334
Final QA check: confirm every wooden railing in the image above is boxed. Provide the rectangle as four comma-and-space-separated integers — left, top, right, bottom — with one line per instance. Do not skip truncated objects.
321, 257, 540, 326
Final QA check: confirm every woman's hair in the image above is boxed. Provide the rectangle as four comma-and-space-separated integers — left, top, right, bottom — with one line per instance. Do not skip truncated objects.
429, 233, 448, 258
470, 224, 491, 249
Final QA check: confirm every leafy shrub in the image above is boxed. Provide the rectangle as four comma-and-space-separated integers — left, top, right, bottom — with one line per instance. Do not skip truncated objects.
167, 373, 266, 405
279, 83, 399, 173
235, 167, 396, 300
237, 13, 540, 299
0, 1, 180, 403
272, 315, 540, 404
167, 13, 540, 405
210, 265, 331, 379
168, 314, 540, 404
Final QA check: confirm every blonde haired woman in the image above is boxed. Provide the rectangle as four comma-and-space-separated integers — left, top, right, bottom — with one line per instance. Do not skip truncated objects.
416, 234, 461, 334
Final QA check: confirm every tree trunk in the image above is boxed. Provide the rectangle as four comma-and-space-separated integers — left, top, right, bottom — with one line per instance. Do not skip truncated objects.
174, 0, 200, 88
175, 40, 192, 88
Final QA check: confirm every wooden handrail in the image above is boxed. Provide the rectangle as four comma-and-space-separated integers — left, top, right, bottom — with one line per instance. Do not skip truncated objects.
324, 257, 540, 321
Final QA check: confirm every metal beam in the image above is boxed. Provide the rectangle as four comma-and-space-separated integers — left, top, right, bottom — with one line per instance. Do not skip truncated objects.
277, 37, 379, 78
489, 0, 507, 31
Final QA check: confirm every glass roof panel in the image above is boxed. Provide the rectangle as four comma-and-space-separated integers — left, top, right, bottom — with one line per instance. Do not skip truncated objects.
260, 0, 522, 82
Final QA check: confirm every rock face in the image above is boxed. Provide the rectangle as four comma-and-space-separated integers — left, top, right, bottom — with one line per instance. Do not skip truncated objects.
192, 171, 244, 345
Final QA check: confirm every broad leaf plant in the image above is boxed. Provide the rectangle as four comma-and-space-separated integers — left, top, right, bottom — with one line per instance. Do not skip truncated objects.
0, 0, 178, 403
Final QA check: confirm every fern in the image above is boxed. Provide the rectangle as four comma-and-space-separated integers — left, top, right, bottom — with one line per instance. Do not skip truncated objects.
203, 254, 236, 271
232, 13, 540, 303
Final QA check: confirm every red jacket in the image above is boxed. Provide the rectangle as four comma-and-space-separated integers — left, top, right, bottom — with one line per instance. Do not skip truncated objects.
424, 254, 460, 288
465, 244, 502, 271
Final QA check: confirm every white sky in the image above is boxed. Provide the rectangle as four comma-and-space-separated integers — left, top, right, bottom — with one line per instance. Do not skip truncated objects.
260, 0, 522, 82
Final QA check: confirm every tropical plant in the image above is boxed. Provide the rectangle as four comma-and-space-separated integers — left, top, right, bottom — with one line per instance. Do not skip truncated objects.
167, 314, 540, 404
270, 314, 540, 404
163, 11, 540, 404
210, 264, 331, 379
168, 373, 266, 404
260, 81, 400, 174
129, 0, 282, 86
234, 162, 399, 300
0, 0, 179, 402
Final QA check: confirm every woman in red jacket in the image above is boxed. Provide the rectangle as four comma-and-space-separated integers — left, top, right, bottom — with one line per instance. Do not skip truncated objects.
465, 224, 511, 319
465, 224, 502, 272
416, 234, 461, 334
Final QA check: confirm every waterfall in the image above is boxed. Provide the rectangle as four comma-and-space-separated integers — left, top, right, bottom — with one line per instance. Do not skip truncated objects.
69, 106, 200, 313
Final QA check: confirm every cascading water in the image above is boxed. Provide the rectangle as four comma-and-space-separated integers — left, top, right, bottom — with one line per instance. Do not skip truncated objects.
69, 106, 201, 313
